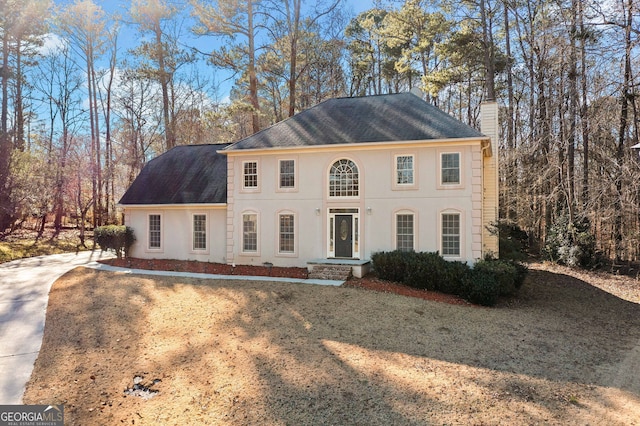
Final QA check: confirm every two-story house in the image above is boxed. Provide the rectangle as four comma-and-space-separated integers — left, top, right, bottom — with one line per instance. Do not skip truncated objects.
119, 92, 499, 277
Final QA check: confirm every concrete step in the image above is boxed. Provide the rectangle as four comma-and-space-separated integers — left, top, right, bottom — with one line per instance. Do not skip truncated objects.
308, 264, 352, 281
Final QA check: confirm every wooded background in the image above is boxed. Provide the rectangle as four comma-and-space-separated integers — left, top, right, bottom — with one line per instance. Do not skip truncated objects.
0, 0, 638, 261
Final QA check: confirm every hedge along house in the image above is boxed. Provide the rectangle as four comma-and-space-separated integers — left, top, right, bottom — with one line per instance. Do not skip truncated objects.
119, 92, 499, 277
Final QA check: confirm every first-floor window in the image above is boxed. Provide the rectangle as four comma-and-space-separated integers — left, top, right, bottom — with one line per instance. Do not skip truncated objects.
279, 214, 295, 253
193, 214, 207, 250
149, 214, 161, 249
442, 213, 460, 256
396, 213, 414, 252
243, 213, 258, 252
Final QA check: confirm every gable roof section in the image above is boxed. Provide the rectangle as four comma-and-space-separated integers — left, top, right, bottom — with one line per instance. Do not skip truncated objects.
224, 92, 483, 151
119, 144, 229, 205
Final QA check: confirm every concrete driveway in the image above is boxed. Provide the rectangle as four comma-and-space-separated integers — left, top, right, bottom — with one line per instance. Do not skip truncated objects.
0, 251, 114, 404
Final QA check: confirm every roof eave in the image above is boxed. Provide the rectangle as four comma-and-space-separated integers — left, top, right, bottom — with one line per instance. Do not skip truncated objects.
219, 136, 490, 155
118, 203, 227, 209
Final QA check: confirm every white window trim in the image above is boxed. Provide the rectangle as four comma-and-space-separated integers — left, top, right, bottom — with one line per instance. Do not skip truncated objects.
241, 159, 261, 192
439, 209, 464, 259
276, 210, 298, 257
437, 150, 464, 189
240, 211, 260, 255
392, 153, 418, 190
393, 209, 417, 252
277, 158, 298, 192
327, 158, 361, 199
147, 212, 163, 252
191, 212, 209, 254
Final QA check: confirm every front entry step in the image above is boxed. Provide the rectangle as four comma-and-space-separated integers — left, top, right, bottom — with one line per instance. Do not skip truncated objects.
308, 264, 353, 281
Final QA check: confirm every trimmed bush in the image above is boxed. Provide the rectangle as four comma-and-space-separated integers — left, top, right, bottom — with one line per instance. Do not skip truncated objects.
465, 270, 500, 306
371, 250, 413, 283
473, 259, 519, 296
439, 260, 472, 295
371, 250, 528, 306
94, 225, 135, 259
404, 251, 450, 291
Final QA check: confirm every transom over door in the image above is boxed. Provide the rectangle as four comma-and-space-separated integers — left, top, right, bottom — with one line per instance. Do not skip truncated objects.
334, 214, 353, 258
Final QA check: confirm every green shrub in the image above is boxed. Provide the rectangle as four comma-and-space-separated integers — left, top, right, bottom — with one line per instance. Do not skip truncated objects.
404, 251, 449, 291
512, 261, 529, 289
439, 260, 472, 295
489, 220, 529, 261
543, 214, 598, 268
94, 225, 135, 259
465, 270, 500, 306
473, 259, 520, 296
373, 250, 527, 307
371, 250, 414, 282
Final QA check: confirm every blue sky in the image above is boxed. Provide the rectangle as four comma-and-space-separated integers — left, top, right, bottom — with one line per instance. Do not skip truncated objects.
45, 1, 378, 105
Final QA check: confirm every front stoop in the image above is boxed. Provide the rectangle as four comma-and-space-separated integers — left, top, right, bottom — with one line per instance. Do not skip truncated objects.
307, 259, 371, 279
308, 264, 353, 281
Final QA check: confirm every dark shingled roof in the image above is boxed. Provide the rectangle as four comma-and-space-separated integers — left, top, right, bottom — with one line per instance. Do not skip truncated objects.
118, 144, 228, 205
224, 92, 483, 151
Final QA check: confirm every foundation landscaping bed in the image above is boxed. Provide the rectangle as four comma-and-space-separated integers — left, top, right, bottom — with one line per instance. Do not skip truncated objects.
23, 258, 640, 425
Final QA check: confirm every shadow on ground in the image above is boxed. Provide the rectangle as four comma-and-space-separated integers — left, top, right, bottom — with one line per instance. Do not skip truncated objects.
23, 267, 640, 425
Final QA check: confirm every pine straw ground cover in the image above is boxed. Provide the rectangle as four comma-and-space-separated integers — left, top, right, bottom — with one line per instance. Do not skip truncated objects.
24, 263, 640, 425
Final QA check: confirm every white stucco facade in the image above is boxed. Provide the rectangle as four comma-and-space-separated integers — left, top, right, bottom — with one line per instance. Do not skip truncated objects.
223, 138, 487, 267
120, 99, 499, 269
124, 205, 227, 263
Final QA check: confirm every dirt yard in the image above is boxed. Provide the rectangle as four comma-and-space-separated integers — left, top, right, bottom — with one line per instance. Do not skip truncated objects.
24, 263, 640, 425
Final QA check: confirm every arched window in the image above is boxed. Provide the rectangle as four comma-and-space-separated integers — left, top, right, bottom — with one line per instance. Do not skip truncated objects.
329, 159, 359, 197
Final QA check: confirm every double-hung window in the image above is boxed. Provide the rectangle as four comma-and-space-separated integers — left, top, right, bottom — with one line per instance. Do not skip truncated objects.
193, 214, 207, 251
442, 213, 460, 256
441, 153, 460, 185
279, 159, 295, 189
396, 155, 414, 185
242, 213, 258, 252
243, 161, 258, 189
148, 214, 161, 250
396, 213, 414, 252
279, 213, 295, 254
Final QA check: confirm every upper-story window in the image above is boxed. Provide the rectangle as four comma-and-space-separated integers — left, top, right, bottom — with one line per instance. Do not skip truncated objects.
243, 161, 258, 189
396, 155, 414, 185
441, 152, 460, 185
329, 159, 359, 197
279, 159, 295, 189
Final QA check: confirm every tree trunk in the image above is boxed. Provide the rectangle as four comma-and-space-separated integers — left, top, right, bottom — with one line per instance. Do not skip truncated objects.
479, 0, 496, 101
0, 29, 12, 231
247, 0, 260, 133
504, 0, 516, 220
15, 39, 24, 151
615, 0, 633, 260
287, 0, 301, 117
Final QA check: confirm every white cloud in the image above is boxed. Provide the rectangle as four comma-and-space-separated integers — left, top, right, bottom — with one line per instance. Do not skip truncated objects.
38, 33, 67, 56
